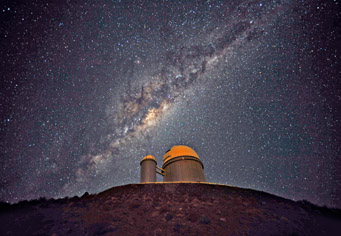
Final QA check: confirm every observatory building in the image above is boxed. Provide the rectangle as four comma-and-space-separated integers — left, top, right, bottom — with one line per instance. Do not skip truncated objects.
140, 145, 206, 183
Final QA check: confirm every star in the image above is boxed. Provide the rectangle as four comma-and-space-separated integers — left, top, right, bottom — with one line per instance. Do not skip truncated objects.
0, 0, 340, 209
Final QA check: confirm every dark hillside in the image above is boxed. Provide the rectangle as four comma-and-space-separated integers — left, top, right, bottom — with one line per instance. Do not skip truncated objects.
1, 183, 340, 235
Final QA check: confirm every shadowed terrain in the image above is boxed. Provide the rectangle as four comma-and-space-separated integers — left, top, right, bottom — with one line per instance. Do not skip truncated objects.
0, 183, 340, 235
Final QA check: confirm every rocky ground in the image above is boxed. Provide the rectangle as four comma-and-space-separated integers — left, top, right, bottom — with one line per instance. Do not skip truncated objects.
0, 183, 340, 236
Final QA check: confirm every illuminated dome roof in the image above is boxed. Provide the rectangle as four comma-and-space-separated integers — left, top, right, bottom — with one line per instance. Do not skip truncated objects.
163, 145, 200, 163
140, 155, 156, 164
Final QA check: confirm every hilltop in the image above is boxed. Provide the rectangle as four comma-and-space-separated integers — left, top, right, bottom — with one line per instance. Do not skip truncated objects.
0, 183, 340, 235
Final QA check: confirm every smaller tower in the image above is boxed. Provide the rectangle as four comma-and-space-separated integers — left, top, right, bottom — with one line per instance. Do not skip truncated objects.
140, 155, 157, 183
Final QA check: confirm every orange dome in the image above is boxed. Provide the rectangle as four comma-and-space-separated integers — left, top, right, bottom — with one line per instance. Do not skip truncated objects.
163, 145, 199, 163
140, 155, 156, 164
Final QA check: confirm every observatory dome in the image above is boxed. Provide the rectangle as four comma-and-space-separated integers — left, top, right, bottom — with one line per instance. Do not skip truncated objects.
140, 145, 205, 183
161, 145, 205, 182
163, 145, 200, 164
140, 154, 156, 164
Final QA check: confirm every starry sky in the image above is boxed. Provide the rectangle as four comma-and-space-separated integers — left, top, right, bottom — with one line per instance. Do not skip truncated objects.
1, 0, 340, 208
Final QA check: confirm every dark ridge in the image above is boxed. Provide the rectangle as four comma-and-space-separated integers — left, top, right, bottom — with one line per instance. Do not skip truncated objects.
0, 183, 340, 236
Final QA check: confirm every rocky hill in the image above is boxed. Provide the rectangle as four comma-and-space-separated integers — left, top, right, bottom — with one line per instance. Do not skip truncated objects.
0, 183, 340, 235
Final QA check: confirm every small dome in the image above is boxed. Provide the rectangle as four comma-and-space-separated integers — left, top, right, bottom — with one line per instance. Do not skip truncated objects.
163, 145, 199, 163
140, 155, 156, 165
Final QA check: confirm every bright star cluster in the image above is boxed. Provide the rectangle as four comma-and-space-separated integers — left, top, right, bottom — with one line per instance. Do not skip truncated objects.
0, 0, 340, 208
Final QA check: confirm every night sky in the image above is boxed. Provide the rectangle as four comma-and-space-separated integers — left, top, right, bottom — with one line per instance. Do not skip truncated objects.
1, 0, 340, 208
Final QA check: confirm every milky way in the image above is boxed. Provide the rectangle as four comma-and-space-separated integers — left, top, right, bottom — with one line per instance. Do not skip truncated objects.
1, 0, 340, 208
